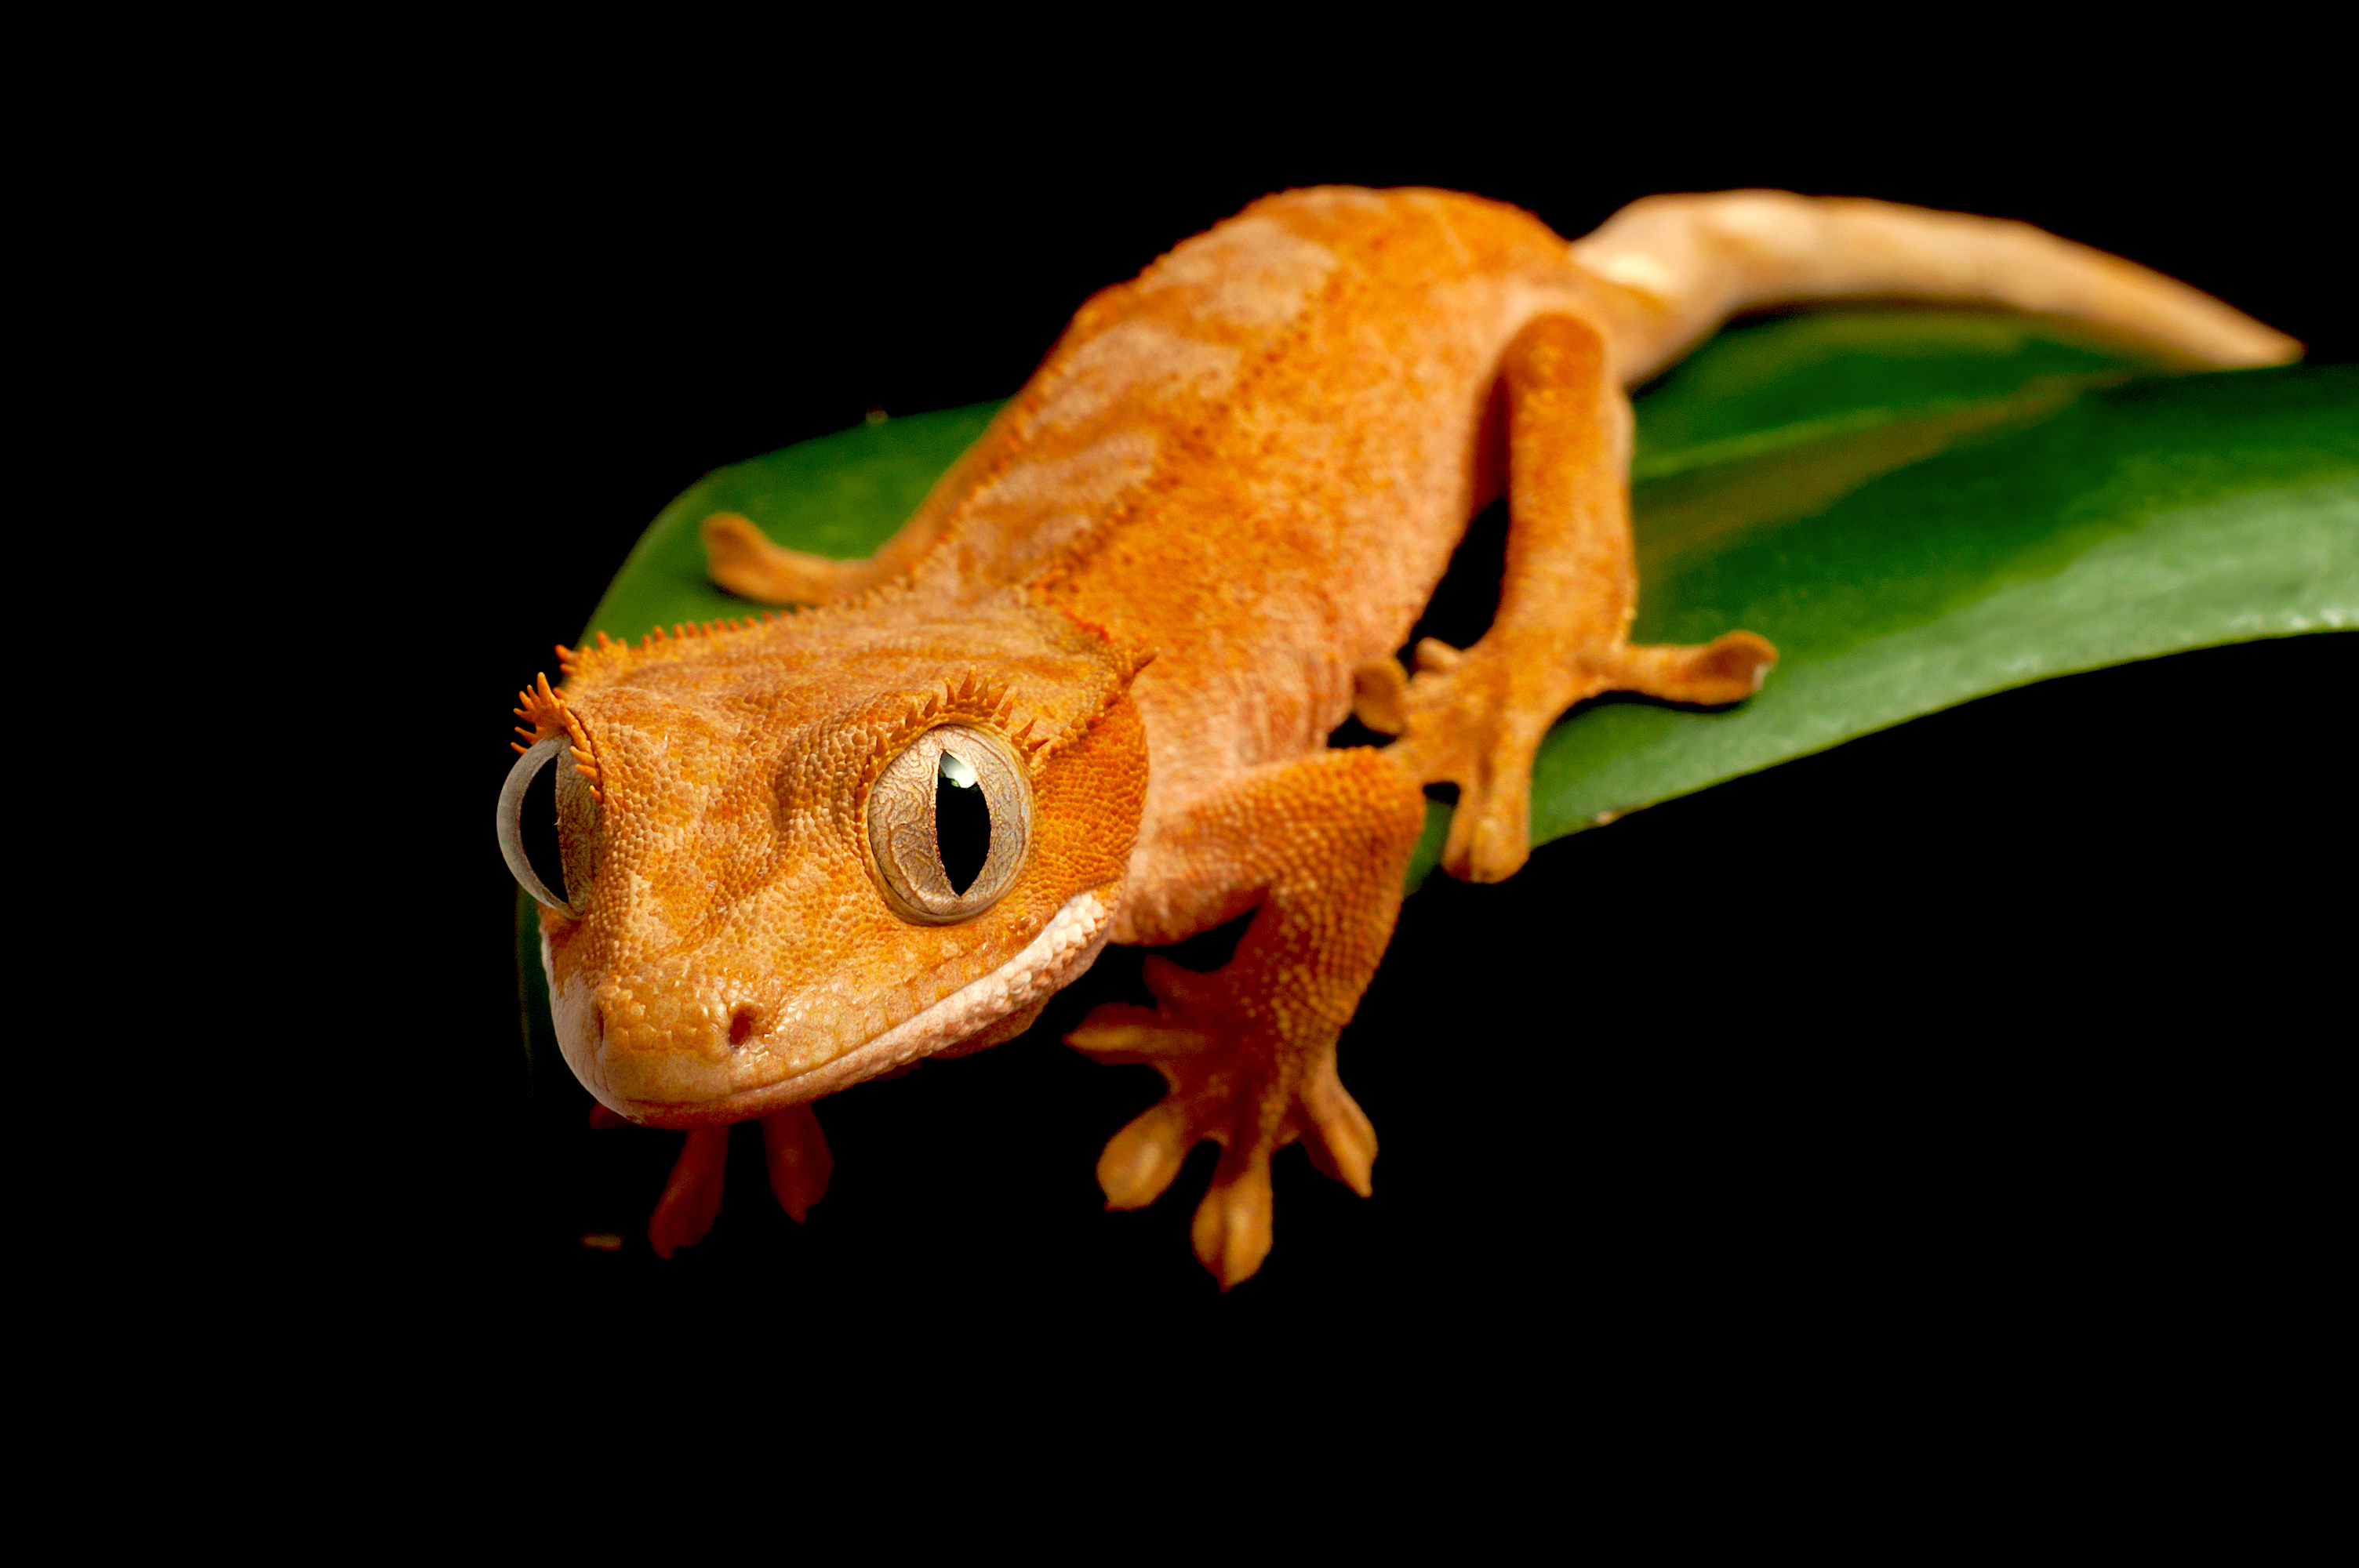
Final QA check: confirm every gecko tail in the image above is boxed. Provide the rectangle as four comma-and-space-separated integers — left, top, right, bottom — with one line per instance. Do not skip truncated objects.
1570, 190, 2302, 385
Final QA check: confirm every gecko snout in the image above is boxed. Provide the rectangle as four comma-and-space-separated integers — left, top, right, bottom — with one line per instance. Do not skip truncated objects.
575, 956, 851, 1123
598, 962, 750, 1062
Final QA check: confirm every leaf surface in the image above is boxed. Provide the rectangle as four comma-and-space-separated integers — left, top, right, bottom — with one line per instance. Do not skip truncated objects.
571, 311, 2358, 892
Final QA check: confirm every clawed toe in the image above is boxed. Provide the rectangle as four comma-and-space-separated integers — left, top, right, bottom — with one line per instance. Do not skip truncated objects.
1192, 1145, 1276, 1289
761, 1103, 833, 1223
1440, 786, 1533, 884
1605, 631, 1777, 706
1096, 1100, 1194, 1210
648, 1126, 729, 1258
1297, 1060, 1377, 1197
1067, 1000, 1208, 1061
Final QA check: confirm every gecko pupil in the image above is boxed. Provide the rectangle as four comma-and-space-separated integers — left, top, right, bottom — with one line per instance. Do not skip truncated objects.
521, 752, 567, 903
936, 752, 991, 895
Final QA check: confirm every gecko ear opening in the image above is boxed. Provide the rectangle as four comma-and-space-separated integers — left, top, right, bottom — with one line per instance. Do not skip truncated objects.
499, 737, 600, 915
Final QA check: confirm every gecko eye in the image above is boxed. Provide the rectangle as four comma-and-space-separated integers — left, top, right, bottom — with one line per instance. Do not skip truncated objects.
866, 724, 1032, 924
498, 736, 599, 915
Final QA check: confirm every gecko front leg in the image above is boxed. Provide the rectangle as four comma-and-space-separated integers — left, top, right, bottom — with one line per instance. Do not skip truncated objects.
1067, 748, 1427, 1288
1372, 314, 1776, 883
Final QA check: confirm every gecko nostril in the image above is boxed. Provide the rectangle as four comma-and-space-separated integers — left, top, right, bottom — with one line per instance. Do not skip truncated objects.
729, 1006, 758, 1048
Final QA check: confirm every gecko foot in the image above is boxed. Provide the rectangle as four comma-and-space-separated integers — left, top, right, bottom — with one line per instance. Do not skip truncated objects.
644, 1105, 834, 1257
1067, 956, 1377, 1289
1390, 630, 1775, 883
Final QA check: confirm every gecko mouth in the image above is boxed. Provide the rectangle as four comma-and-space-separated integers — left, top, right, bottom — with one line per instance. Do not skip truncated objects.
551, 886, 1118, 1130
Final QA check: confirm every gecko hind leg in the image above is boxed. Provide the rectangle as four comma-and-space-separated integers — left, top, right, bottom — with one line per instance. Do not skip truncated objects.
1379, 313, 1775, 884
703, 401, 1020, 605
701, 514, 876, 605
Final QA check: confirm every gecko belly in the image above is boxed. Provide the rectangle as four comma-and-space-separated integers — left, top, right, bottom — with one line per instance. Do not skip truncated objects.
546, 887, 1120, 1129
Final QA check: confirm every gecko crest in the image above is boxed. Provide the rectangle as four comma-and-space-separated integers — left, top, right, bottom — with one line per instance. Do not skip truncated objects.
509, 671, 604, 800
546, 578, 992, 698
852, 673, 1037, 804
551, 614, 789, 686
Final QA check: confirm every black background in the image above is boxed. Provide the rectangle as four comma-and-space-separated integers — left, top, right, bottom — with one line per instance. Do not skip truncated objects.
365, 77, 2349, 1387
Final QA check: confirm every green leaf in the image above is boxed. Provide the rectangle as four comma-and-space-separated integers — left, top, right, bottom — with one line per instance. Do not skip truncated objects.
1521, 322, 2357, 890
570, 310, 2358, 897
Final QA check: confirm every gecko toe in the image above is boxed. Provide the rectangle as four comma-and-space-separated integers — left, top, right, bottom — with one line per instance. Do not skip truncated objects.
1192, 1143, 1277, 1290
1067, 1001, 1209, 1062
760, 1103, 832, 1224
1297, 1062, 1377, 1198
647, 1126, 730, 1258
1097, 1100, 1194, 1210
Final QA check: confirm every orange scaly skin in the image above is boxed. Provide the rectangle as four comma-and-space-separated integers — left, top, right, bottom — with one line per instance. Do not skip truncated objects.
515, 187, 2296, 1284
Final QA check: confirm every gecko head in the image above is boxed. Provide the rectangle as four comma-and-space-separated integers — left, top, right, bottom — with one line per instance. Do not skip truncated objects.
497, 588, 1150, 1128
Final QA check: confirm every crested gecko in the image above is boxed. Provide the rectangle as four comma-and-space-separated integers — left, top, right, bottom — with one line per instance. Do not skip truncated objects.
498, 187, 2296, 1285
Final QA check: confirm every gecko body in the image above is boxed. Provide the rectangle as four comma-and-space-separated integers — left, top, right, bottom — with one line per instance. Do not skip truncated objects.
500, 187, 2295, 1281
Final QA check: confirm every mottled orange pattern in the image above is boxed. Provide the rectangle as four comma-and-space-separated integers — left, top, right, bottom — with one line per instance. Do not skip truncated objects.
523, 187, 2294, 1281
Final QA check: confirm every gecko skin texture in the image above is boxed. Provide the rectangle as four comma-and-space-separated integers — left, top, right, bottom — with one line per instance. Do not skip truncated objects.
507, 187, 2296, 1283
